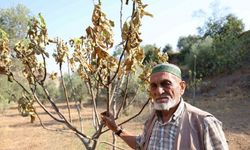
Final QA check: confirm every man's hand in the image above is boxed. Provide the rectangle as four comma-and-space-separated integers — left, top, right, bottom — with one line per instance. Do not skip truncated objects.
100, 111, 137, 149
100, 111, 119, 132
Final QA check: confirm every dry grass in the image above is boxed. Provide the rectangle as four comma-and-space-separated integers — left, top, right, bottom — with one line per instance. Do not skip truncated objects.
0, 102, 147, 150
1, 97, 250, 150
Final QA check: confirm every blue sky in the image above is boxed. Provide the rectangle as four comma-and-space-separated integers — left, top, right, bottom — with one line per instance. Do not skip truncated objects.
1, 0, 250, 72
1, 0, 250, 48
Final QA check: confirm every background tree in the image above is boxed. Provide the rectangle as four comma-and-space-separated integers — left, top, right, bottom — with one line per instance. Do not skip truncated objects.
0, 4, 31, 47
195, 13, 245, 77
59, 73, 89, 106
142, 44, 168, 65
162, 43, 173, 53
0, 4, 31, 110
176, 35, 200, 64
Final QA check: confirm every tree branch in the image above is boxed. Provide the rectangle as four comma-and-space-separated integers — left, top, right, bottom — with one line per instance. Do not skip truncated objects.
108, 1, 136, 85
59, 62, 72, 122
100, 98, 150, 134
98, 141, 126, 150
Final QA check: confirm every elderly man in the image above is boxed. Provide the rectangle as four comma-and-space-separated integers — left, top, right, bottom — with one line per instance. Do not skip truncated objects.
101, 63, 228, 150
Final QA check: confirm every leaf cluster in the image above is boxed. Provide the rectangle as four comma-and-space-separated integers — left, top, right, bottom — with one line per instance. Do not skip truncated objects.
0, 29, 11, 74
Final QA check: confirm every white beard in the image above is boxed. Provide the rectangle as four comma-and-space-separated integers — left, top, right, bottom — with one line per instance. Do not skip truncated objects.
153, 98, 177, 111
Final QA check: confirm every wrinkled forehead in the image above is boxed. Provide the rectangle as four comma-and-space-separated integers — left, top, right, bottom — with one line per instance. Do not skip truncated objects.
151, 63, 182, 79
150, 71, 179, 83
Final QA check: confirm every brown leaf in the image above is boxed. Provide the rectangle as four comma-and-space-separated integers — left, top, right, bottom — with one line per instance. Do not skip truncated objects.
124, 58, 133, 72
95, 45, 109, 59
142, 11, 153, 17
49, 72, 57, 80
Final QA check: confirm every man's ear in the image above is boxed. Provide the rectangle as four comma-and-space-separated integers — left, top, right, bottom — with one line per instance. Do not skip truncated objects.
180, 81, 186, 95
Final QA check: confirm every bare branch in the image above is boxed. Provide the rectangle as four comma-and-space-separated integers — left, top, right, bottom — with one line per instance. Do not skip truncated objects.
120, 0, 124, 33
87, 77, 101, 128
122, 87, 139, 112
40, 53, 47, 84
33, 93, 64, 123
125, 0, 129, 5
38, 80, 91, 140
59, 62, 72, 122
11, 73, 31, 95
106, 74, 111, 113
35, 110, 73, 133
98, 141, 126, 150
115, 74, 130, 118
92, 123, 104, 140
108, 1, 137, 85
100, 98, 150, 134
67, 57, 84, 132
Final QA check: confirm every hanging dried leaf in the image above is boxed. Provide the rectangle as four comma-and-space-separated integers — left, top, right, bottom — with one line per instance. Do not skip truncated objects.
95, 45, 109, 58
49, 72, 58, 80
18, 95, 35, 117
0, 29, 11, 74
53, 39, 69, 64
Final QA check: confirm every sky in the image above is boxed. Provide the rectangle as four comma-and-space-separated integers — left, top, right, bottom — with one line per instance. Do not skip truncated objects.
1, 0, 250, 72
1, 0, 250, 48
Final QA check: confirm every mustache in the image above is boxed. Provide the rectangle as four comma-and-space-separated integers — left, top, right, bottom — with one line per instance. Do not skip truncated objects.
155, 93, 171, 101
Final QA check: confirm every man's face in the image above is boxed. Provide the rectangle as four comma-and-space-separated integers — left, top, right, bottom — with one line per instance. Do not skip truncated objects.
149, 72, 186, 111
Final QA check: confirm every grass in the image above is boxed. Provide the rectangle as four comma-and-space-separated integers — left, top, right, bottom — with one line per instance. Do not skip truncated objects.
0, 101, 147, 150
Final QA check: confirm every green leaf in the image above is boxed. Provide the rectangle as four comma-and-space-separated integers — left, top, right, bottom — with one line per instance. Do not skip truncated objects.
38, 13, 46, 27
0, 28, 9, 39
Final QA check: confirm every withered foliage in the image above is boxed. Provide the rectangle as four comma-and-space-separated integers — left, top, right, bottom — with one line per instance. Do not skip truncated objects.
0, 29, 11, 74
0, 1, 168, 149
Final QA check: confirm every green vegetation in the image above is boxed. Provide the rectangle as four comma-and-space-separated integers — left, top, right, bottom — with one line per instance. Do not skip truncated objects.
0, 4, 31, 47
164, 13, 249, 80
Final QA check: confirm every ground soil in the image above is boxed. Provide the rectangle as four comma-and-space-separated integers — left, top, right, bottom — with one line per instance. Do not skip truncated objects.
0, 64, 250, 150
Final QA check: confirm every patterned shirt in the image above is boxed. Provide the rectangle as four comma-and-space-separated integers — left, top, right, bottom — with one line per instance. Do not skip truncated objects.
136, 99, 184, 150
136, 99, 228, 150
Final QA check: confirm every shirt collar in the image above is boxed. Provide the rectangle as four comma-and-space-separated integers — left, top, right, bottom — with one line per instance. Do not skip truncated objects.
171, 98, 184, 121
156, 98, 185, 125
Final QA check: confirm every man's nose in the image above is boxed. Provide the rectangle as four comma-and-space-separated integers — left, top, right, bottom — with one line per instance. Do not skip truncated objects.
156, 86, 165, 95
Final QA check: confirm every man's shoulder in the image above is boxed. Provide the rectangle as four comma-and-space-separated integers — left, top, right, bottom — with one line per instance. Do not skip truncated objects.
184, 102, 223, 126
184, 102, 212, 117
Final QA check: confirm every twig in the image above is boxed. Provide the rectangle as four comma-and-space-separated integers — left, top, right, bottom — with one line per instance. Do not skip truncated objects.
125, 0, 129, 5
67, 56, 84, 132
115, 74, 130, 118
37, 89, 91, 139
40, 53, 47, 84
35, 110, 73, 133
107, 1, 136, 85
12, 73, 31, 95
120, 0, 123, 32
122, 88, 139, 112
100, 98, 150, 134
87, 77, 101, 128
33, 93, 64, 123
98, 141, 126, 150
59, 62, 72, 122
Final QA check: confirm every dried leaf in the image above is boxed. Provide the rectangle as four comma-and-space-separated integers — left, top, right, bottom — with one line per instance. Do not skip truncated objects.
142, 11, 153, 17
124, 58, 133, 72
95, 45, 109, 58
49, 72, 58, 80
